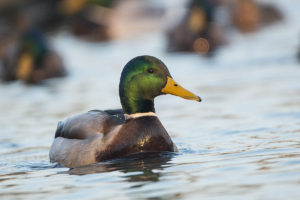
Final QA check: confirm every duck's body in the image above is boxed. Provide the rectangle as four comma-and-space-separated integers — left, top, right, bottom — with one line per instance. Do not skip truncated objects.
50, 110, 176, 167
50, 56, 200, 168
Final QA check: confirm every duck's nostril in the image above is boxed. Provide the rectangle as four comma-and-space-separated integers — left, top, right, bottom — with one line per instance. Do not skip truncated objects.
174, 84, 178, 87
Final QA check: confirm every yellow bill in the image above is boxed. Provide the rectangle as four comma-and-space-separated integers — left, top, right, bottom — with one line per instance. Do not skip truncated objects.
188, 7, 206, 33
161, 76, 201, 102
16, 52, 33, 80
59, 0, 88, 15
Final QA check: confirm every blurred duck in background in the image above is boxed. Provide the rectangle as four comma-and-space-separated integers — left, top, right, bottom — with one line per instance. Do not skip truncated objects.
59, 0, 117, 41
61, 0, 166, 41
0, 0, 167, 84
1, 29, 66, 84
166, 0, 283, 56
167, 0, 226, 56
0, 0, 116, 41
219, 0, 283, 33
0, 0, 68, 84
0, 0, 67, 33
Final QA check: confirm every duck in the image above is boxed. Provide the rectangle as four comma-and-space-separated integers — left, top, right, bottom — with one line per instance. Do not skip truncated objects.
167, 0, 226, 55
1, 29, 66, 84
49, 55, 201, 168
230, 0, 283, 33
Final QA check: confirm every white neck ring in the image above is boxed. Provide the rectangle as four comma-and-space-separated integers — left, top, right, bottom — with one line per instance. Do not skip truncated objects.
125, 112, 157, 120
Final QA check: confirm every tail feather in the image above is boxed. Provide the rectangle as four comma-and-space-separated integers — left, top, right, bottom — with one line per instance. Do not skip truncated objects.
54, 121, 64, 138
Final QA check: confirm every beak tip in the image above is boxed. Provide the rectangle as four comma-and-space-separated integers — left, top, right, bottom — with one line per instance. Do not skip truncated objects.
197, 96, 202, 102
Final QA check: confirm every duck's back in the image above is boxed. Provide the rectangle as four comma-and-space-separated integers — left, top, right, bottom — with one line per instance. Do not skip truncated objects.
54, 109, 125, 139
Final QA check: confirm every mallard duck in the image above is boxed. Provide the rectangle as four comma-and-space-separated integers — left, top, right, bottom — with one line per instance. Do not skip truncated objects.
231, 0, 283, 33
1, 29, 66, 84
49, 55, 201, 168
59, 0, 117, 41
167, 0, 225, 55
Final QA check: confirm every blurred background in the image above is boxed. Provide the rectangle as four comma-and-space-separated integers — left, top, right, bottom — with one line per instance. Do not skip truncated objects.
0, 0, 300, 200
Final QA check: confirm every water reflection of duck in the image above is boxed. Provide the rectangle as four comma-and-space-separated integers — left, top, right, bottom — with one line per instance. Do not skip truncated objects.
167, 0, 225, 55
1, 29, 66, 84
50, 56, 201, 168
68, 152, 173, 181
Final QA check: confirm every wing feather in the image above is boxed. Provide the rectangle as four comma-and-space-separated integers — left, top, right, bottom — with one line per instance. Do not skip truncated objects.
54, 109, 125, 139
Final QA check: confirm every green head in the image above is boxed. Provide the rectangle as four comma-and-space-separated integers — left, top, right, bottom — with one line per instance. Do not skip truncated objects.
16, 29, 49, 80
119, 56, 201, 114
21, 29, 48, 62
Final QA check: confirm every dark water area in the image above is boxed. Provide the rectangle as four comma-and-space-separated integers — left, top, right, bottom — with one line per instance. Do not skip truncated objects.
1, 0, 300, 199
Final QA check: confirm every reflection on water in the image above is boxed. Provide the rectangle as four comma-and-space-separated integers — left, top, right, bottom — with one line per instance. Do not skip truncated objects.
68, 152, 174, 184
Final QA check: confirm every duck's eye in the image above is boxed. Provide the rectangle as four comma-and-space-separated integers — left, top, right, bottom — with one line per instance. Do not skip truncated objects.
147, 68, 154, 73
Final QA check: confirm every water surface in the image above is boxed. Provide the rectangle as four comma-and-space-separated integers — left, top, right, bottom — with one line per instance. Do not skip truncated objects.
1, 0, 300, 199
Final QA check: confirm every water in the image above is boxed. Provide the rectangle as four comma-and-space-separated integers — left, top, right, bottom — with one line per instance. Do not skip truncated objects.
1, 0, 300, 199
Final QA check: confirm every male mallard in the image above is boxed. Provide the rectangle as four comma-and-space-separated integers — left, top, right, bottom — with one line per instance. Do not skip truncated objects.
231, 0, 283, 33
1, 29, 66, 84
167, 0, 225, 55
49, 56, 201, 168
